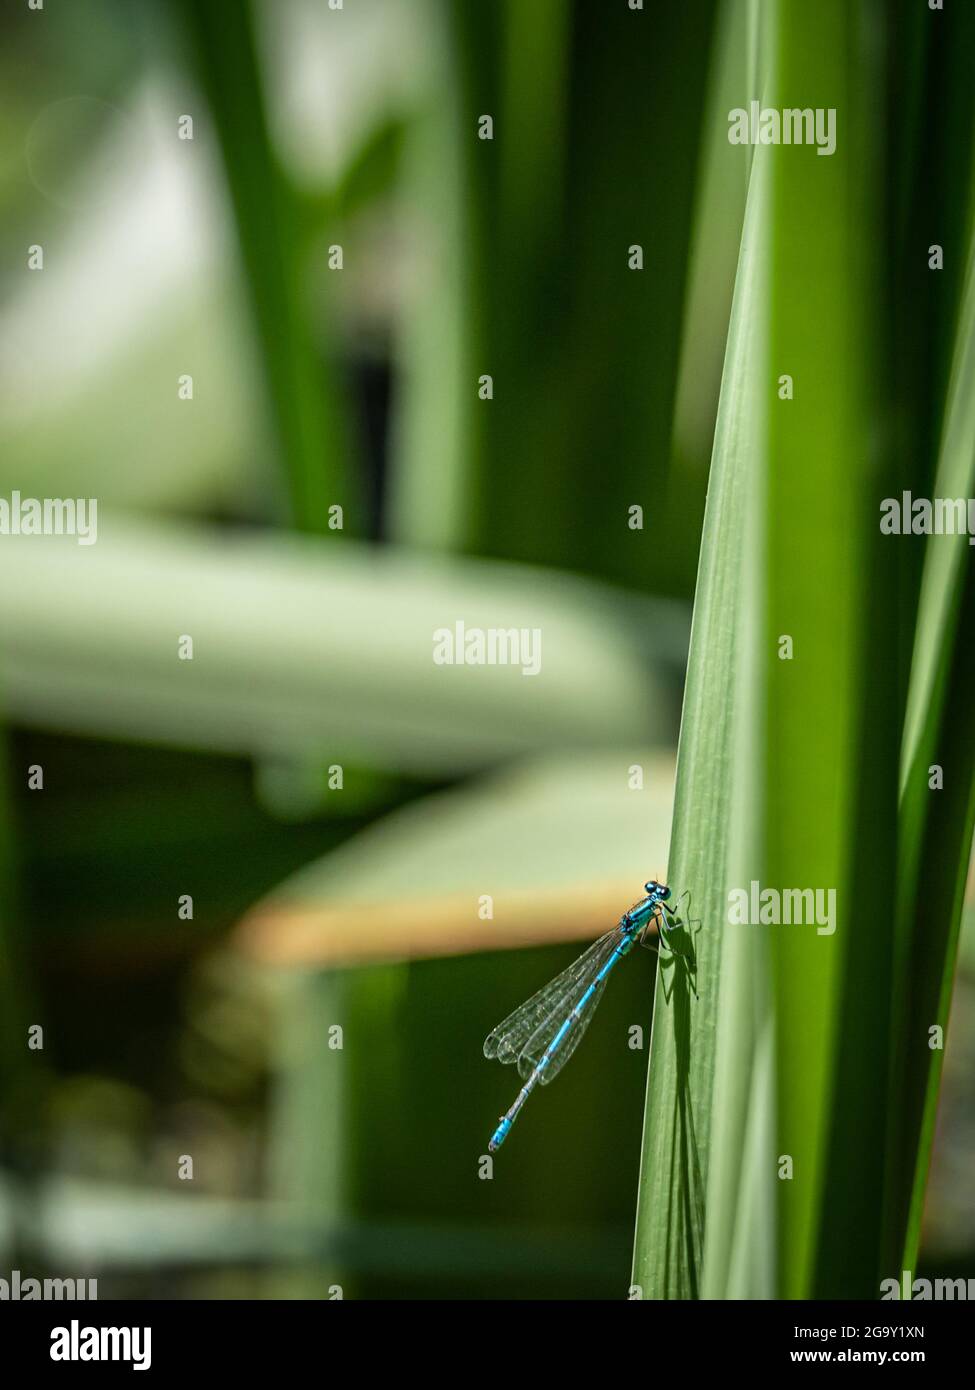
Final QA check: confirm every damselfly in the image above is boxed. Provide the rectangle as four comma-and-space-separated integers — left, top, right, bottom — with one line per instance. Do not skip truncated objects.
483, 879, 695, 1152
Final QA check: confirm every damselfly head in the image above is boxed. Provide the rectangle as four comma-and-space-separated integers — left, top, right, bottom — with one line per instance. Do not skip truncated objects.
644, 880, 670, 900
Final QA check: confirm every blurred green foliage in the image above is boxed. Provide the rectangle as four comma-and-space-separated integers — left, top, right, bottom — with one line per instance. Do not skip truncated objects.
0, 0, 973, 1303
391, 0, 717, 596
0, 0, 715, 1299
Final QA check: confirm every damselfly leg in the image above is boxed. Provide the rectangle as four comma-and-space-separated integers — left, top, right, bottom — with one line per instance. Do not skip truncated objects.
640, 889, 701, 999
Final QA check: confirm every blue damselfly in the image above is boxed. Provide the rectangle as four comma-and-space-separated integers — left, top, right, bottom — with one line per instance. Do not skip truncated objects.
483, 880, 695, 1152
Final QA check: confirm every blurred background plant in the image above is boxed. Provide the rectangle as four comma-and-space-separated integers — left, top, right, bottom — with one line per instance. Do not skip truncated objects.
0, 0, 972, 1300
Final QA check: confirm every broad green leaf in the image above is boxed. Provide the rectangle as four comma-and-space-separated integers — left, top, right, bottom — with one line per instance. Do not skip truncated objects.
635, 0, 901, 1300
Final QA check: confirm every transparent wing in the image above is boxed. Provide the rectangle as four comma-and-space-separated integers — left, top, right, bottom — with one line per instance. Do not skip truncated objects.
518, 974, 608, 1084
483, 926, 623, 1069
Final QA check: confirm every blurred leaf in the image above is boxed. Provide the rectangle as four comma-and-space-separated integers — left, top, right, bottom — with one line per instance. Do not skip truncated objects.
0, 731, 30, 1118
893, 205, 975, 1274
0, 283, 266, 518
330, 116, 408, 222
237, 750, 675, 966
670, 0, 751, 503
0, 518, 681, 775
171, 0, 357, 533
390, 0, 718, 597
